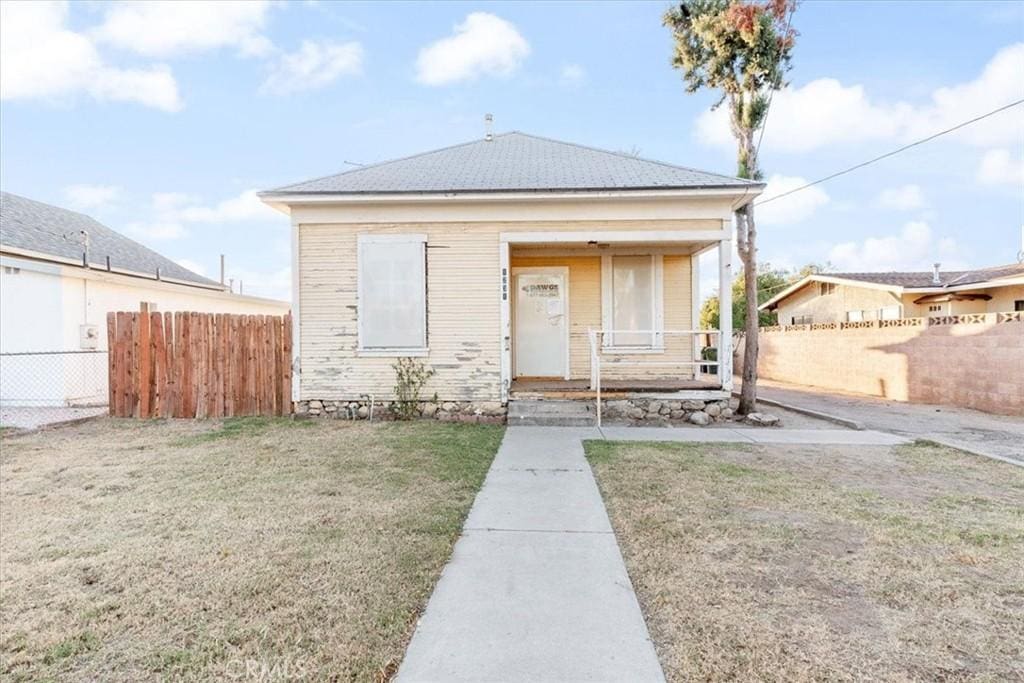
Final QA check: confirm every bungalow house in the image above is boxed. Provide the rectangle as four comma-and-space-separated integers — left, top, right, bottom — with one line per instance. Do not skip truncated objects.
0, 191, 289, 408
260, 131, 762, 417
759, 264, 1024, 326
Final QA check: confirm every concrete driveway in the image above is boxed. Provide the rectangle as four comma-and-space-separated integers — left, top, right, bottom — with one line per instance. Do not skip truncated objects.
751, 378, 1024, 465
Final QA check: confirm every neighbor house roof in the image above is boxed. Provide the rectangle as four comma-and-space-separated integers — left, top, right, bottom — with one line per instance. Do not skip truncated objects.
263, 131, 763, 196
760, 264, 1024, 311
0, 191, 221, 288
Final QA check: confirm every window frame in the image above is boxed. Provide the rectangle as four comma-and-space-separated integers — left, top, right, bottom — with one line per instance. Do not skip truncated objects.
600, 253, 665, 353
1014, 300, 1024, 312
819, 281, 836, 296
356, 233, 429, 357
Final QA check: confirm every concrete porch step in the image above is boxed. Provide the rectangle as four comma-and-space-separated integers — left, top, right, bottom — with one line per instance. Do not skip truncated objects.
507, 399, 596, 427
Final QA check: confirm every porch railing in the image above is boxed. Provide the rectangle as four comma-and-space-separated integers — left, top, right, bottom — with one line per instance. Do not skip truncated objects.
587, 329, 721, 428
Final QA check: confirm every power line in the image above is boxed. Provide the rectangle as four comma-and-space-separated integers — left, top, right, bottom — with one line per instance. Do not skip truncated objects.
755, 98, 1024, 207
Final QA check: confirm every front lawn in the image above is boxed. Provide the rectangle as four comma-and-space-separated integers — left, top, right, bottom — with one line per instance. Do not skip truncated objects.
585, 439, 1024, 681
0, 417, 503, 681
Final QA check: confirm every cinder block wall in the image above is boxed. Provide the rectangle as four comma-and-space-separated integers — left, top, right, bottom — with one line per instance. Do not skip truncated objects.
735, 315, 1024, 416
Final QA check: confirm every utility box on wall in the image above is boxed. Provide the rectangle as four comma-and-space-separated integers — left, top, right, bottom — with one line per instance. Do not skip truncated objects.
79, 324, 99, 349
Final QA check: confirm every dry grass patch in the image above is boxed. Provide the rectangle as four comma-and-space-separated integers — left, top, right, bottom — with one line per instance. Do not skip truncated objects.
0, 417, 503, 681
585, 439, 1024, 682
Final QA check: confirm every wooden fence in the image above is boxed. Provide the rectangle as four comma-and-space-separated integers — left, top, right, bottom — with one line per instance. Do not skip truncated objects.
107, 305, 292, 418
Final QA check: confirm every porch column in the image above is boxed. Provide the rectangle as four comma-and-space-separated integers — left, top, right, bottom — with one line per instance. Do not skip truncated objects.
718, 239, 733, 391
499, 240, 512, 403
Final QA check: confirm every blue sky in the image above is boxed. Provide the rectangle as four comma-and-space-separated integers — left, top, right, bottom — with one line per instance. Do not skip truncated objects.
2, 0, 1022, 300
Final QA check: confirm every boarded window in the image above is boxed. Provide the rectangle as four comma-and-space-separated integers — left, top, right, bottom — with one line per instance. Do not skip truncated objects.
358, 235, 426, 350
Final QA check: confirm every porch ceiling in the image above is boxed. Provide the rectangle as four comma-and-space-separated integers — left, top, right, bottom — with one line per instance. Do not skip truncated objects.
510, 240, 716, 254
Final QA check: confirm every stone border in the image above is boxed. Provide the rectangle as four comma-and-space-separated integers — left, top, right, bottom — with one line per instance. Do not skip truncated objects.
601, 398, 733, 426
295, 399, 506, 423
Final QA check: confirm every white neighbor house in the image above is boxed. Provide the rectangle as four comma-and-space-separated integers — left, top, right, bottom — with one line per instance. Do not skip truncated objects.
0, 192, 289, 408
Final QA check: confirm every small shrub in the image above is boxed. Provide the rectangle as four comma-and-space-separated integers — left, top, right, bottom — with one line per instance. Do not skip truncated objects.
392, 357, 435, 420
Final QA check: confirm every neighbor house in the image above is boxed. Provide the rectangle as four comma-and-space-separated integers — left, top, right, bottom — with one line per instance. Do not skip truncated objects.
260, 132, 762, 413
760, 264, 1024, 326
0, 191, 289, 407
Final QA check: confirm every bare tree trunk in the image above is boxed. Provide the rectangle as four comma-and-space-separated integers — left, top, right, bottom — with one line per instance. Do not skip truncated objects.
737, 201, 759, 415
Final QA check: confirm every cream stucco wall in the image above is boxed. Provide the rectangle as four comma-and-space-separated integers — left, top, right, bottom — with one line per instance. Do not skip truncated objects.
775, 282, 902, 325
775, 280, 1024, 324
0, 254, 289, 407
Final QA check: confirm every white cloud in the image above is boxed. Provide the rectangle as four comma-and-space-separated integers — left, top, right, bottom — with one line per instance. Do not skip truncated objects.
260, 40, 363, 95
176, 258, 208, 277
0, 1, 182, 111
175, 190, 279, 223
64, 184, 122, 209
876, 184, 927, 210
827, 221, 964, 272
756, 175, 830, 226
94, 1, 273, 58
415, 13, 529, 86
697, 43, 1024, 152
560, 63, 586, 86
977, 148, 1024, 186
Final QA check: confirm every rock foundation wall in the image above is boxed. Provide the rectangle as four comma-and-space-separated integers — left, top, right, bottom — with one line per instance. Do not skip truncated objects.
295, 399, 506, 423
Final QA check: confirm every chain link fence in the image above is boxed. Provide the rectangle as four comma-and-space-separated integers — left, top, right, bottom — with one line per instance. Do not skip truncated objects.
0, 351, 108, 429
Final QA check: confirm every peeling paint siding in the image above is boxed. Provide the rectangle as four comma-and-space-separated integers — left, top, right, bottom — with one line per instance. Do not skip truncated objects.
299, 220, 712, 400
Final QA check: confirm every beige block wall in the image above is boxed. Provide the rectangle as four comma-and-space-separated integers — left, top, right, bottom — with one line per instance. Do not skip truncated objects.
510, 253, 693, 381
737, 316, 1024, 416
299, 220, 713, 401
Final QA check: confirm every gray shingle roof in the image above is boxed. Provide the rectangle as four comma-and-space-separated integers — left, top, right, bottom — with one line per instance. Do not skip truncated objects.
0, 191, 220, 288
265, 131, 762, 195
829, 264, 1024, 289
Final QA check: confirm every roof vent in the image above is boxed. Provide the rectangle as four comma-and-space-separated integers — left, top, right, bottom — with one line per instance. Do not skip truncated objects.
484, 113, 493, 141
932, 262, 941, 285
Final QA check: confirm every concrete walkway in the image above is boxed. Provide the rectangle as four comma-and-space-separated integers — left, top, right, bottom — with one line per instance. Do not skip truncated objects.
752, 378, 1024, 465
397, 425, 907, 682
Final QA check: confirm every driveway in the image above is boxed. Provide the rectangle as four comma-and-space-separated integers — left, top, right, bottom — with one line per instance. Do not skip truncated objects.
751, 377, 1024, 465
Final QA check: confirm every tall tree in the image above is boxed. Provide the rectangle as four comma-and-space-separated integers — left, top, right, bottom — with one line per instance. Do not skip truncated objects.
664, 0, 797, 414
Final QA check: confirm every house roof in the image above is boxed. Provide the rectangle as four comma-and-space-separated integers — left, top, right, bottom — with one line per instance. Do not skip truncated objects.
0, 191, 220, 288
820, 264, 1024, 289
264, 131, 763, 196
759, 264, 1024, 311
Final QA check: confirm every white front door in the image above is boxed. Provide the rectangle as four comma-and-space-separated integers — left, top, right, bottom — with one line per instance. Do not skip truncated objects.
514, 269, 568, 378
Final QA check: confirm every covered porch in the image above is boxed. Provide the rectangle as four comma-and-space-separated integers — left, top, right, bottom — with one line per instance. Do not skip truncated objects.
498, 228, 735, 404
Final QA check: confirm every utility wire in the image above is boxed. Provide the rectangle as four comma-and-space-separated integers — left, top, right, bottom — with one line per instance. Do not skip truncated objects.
755, 98, 1024, 206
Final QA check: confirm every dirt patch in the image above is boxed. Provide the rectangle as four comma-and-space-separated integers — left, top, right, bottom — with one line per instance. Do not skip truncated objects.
585, 439, 1024, 681
0, 417, 503, 681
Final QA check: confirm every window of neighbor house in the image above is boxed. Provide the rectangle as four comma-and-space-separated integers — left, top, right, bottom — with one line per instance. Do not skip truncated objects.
819, 282, 836, 296
878, 305, 900, 320
791, 315, 812, 325
602, 254, 663, 349
358, 234, 427, 352
928, 304, 943, 313
1014, 300, 1024, 311
846, 310, 864, 322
